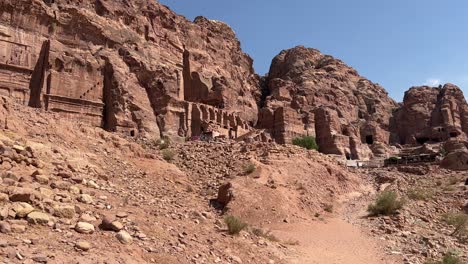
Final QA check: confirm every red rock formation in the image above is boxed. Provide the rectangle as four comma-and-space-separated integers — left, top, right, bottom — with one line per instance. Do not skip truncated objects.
392, 84, 468, 145
0, 0, 260, 139
2, 0, 468, 160
259, 46, 398, 159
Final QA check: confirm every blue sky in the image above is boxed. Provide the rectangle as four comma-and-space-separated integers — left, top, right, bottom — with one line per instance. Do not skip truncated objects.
158, 0, 468, 102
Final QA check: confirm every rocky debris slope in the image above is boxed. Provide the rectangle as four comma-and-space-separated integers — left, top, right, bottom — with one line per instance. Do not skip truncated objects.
346, 166, 468, 264
259, 46, 398, 159
0, 98, 295, 263
171, 141, 362, 225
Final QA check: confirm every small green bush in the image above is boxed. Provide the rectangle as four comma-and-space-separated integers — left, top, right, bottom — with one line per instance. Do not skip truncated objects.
408, 188, 434, 201
387, 156, 399, 162
442, 212, 468, 242
243, 162, 256, 175
448, 177, 460, 185
368, 191, 405, 216
224, 215, 247, 235
251, 227, 279, 242
439, 148, 448, 157
292, 136, 319, 150
324, 203, 334, 213
162, 149, 175, 161
426, 251, 466, 264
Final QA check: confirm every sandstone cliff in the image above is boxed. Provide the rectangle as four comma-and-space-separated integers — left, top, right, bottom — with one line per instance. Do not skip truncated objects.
0, 0, 260, 139
2, 1, 468, 161
258, 46, 398, 159
391, 83, 468, 145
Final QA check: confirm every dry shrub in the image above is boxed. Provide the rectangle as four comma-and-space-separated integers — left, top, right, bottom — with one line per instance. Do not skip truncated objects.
162, 149, 175, 161
224, 215, 247, 235
243, 162, 256, 175
368, 191, 404, 216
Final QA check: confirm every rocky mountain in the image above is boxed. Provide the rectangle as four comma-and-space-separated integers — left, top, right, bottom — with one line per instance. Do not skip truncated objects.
0, 1, 466, 264
0, 0, 468, 161
258, 46, 398, 159
391, 83, 468, 145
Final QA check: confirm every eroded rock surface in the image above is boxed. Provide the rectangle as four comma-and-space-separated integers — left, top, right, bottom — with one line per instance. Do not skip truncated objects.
0, 0, 260, 140
259, 46, 398, 159
392, 84, 468, 145
1, 0, 468, 162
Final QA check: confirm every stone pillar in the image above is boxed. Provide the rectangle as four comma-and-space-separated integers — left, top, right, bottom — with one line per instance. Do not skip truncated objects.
177, 70, 184, 100
185, 102, 192, 136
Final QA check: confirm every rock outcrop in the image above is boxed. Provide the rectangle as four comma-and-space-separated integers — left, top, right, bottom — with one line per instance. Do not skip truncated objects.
0, 0, 260, 139
258, 46, 398, 159
2, 1, 468, 162
391, 84, 468, 145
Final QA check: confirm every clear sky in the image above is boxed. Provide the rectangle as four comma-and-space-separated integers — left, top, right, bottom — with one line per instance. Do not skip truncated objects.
158, 0, 468, 102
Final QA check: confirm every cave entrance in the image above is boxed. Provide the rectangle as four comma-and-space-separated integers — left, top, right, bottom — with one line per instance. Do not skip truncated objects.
130, 130, 135, 137
342, 128, 350, 136
365, 135, 374, 145
449, 132, 458, 138
345, 153, 351, 160
416, 137, 429, 145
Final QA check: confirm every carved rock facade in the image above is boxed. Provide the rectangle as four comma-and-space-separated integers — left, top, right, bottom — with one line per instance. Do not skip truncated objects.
259, 46, 398, 159
391, 84, 468, 145
0, 0, 260, 140
2, 1, 468, 161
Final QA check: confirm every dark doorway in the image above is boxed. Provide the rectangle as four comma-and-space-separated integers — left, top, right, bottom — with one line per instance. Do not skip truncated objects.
449, 132, 458, 138
365, 135, 374, 145
130, 130, 135, 137
342, 128, 350, 136
416, 137, 429, 145
345, 153, 351, 160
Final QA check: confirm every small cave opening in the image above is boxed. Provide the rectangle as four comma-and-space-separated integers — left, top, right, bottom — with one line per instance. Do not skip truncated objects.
144, 25, 150, 41
342, 128, 350, 136
365, 135, 374, 145
345, 153, 351, 160
358, 110, 364, 119
416, 137, 430, 145
449, 132, 459, 138
130, 130, 135, 137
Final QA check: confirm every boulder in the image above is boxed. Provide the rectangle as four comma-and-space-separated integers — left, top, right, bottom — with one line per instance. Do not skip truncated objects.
99, 216, 123, 232
53, 205, 76, 219
75, 222, 95, 234
12, 202, 34, 218
217, 182, 234, 207
9, 188, 36, 203
11, 224, 26, 233
440, 150, 468, 171
75, 240, 92, 251
116, 230, 133, 244
34, 175, 49, 185
0, 221, 11, 234
78, 194, 93, 204
27, 211, 50, 225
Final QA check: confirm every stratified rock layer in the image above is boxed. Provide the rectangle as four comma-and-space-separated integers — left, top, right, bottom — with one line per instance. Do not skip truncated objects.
391, 84, 468, 145
259, 46, 398, 159
0, 0, 260, 139
1, 1, 468, 161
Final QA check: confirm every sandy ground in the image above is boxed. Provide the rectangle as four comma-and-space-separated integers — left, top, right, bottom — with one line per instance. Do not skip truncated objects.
271, 218, 401, 264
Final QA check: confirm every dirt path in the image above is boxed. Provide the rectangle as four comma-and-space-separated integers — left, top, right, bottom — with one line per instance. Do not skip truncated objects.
272, 218, 400, 264
270, 191, 402, 264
